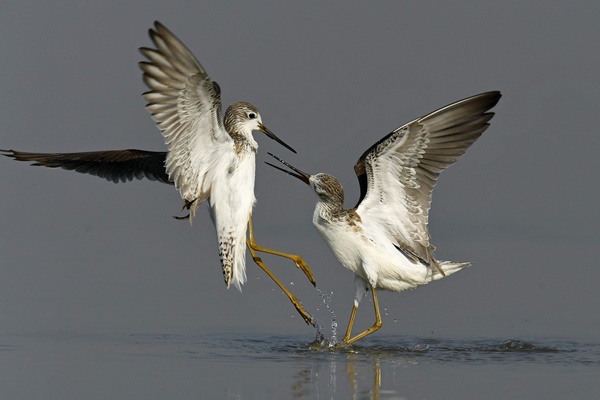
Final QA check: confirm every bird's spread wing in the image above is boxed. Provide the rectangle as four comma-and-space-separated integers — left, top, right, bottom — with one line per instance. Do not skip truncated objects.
1, 149, 171, 184
354, 91, 501, 263
139, 21, 233, 203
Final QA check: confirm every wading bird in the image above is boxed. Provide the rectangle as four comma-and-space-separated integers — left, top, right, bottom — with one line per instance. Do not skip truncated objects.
2, 21, 315, 325
267, 91, 501, 343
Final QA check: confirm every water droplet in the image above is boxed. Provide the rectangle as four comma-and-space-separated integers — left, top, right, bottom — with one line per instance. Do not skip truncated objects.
412, 343, 429, 352
315, 285, 338, 342
290, 281, 295, 286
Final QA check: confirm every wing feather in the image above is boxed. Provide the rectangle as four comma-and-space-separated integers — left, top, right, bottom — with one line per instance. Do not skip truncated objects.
355, 91, 501, 263
140, 21, 233, 207
1, 149, 171, 184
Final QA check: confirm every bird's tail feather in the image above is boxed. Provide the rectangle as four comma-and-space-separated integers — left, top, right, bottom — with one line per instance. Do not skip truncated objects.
433, 261, 472, 280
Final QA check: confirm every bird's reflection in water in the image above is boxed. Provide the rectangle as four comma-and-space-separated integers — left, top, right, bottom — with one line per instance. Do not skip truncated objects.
291, 340, 399, 399
346, 354, 382, 400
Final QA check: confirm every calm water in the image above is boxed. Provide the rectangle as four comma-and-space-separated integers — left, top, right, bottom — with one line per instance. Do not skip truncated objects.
2, 331, 598, 399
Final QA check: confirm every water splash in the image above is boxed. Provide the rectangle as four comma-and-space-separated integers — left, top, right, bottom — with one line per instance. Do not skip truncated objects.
497, 339, 537, 351
315, 286, 338, 344
412, 343, 429, 352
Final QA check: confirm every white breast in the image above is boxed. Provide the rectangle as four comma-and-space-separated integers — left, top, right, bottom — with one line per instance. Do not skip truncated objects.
312, 206, 367, 278
312, 203, 438, 292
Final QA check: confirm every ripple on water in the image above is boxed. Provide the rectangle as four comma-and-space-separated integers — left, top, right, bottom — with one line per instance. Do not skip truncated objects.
298, 336, 598, 366
126, 333, 600, 367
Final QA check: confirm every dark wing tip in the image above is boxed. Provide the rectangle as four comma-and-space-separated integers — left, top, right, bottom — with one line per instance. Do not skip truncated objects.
474, 90, 502, 109
2, 149, 171, 184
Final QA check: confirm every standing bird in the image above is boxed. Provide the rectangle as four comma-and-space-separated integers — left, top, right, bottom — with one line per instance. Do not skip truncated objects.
1, 21, 315, 325
267, 91, 501, 343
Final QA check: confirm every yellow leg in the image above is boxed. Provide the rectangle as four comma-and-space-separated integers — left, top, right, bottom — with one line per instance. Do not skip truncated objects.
342, 303, 359, 342
343, 287, 382, 345
246, 216, 316, 286
246, 240, 315, 326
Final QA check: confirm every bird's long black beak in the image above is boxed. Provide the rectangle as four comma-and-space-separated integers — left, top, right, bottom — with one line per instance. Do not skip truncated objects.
265, 152, 311, 185
258, 124, 297, 154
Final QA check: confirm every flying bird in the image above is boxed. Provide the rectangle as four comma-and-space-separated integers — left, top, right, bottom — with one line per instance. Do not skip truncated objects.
267, 91, 501, 343
2, 21, 315, 326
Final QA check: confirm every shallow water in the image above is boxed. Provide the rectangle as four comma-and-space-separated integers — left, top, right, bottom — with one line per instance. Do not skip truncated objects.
2, 332, 598, 399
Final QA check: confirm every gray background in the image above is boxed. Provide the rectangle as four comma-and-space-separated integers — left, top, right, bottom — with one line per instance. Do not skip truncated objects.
1, 1, 599, 341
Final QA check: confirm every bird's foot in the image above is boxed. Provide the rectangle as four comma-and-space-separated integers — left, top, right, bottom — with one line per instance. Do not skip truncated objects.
292, 256, 316, 287
292, 298, 315, 327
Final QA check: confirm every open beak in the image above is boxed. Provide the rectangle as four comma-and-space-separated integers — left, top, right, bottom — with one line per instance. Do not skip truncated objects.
265, 152, 311, 185
258, 124, 297, 154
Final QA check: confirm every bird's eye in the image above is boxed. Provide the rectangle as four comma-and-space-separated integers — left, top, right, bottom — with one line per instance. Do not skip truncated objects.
248, 112, 257, 119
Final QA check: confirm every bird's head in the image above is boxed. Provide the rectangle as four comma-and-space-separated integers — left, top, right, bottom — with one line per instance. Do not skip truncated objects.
224, 102, 296, 153
266, 153, 344, 205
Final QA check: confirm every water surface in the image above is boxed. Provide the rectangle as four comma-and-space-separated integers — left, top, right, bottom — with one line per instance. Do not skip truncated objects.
2, 332, 598, 399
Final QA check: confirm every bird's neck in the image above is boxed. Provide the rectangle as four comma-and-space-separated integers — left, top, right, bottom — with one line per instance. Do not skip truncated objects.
230, 132, 258, 154
315, 198, 345, 221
